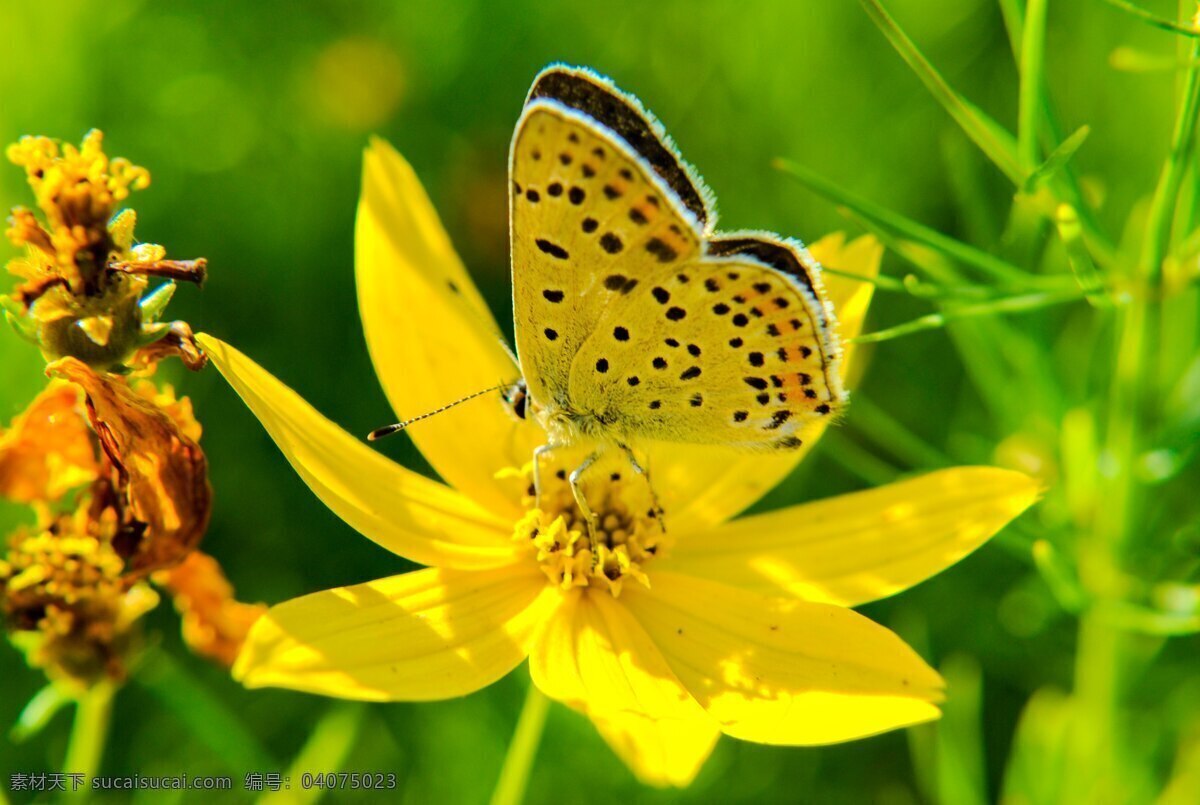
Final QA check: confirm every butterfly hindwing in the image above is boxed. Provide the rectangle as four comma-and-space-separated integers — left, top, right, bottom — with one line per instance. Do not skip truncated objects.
510, 98, 704, 412
569, 234, 843, 450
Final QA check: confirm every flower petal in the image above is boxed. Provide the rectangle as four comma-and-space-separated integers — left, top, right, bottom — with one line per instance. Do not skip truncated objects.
662, 467, 1040, 606
657, 234, 883, 533
623, 572, 944, 745
357, 138, 540, 517
529, 590, 719, 787
0, 382, 98, 503
197, 334, 517, 570
234, 565, 556, 701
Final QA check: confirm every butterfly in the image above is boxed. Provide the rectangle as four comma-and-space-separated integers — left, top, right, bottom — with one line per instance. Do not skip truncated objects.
506, 65, 845, 521
369, 65, 846, 529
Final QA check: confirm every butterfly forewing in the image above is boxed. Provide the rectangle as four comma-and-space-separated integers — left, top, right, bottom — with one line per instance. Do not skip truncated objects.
510, 101, 704, 411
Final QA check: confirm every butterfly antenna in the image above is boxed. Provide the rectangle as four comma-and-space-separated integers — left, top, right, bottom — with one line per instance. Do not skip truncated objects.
367, 384, 508, 441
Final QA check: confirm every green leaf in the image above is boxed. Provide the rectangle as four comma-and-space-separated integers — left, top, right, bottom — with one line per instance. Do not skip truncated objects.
858, 0, 1024, 183
1001, 688, 1073, 805
4, 310, 38, 344
1025, 126, 1091, 191
10, 684, 71, 743
2, 297, 38, 343
138, 281, 177, 322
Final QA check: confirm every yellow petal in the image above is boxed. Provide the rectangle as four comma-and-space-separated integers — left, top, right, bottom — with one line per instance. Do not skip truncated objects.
623, 572, 944, 745
529, 590, 719, 787
235, 565, 556, 700
197, 334, 517, 570
816, 232, 882, 380
662, 467, 1040, 606
357, 138, 541, 517
657, 234, 883, 533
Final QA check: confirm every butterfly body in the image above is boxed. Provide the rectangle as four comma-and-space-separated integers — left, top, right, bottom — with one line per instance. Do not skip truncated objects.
510, 66, 845, 464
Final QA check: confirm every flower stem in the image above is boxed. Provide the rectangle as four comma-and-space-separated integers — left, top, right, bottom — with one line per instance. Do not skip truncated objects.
63, 682, 115, 790
489, 685, 550, 805
1068, 29, 1200, 805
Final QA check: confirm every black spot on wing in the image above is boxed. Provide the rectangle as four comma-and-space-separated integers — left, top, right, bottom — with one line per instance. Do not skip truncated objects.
528, 68, 709, 227
536, 239, 569, 260
645, 237, 678, 263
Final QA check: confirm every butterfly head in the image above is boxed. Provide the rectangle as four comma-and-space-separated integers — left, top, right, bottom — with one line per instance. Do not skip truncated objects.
500, 378, 530, 421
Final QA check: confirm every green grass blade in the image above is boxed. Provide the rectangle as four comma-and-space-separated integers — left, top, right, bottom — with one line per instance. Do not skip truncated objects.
1001, 689, 1072, 805
821, 261, 990, 300
1101, 0, 1200, 37
998, 0, 1026, 61
858, 0, 1025, 183
1096, 600, 1200, 635
1018, 0, 1049, 169
10, 684, 71, 743
847, 396, 953, 468
821, 431, 901, 487
136, 649, 276, 773
998, 0, 1118, 269
1032, 540, 1087, 612
1054, 203, 1109, 305
1141, 36, 1200, 281
849, 288, 1086, 344
934, 655, 989, 805
1110, 46, 1200, 72
1025, 126, 1091, 191
258, 704, 366, 805
941, 131, 1001, 245
775, 158, 1039, 284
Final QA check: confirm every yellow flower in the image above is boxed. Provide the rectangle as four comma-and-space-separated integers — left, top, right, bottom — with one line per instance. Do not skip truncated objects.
197, 139, 1039, 787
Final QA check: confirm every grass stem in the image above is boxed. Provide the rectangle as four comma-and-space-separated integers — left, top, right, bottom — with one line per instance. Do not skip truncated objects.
63, 682, 115, 791
490, 683, 551, 805
849, 288, 1085, 344
1018, 0, 1049, 169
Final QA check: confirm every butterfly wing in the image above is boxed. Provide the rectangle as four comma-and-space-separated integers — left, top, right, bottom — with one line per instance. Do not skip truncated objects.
570, 234, 844, 450
510, 66, 709, 413
513, 65, 845, 451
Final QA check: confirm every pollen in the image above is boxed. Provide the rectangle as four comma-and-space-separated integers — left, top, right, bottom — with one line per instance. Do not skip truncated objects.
508, 459, 668, 597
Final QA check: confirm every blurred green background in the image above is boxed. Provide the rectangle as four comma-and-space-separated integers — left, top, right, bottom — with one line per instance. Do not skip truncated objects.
1, 0, 1196, 802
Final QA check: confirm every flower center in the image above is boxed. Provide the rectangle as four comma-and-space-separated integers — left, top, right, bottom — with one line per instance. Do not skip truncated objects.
504, 457, 668, 597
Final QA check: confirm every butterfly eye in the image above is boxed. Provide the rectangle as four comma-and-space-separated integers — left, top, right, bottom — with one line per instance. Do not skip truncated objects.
502, 379, 529, 421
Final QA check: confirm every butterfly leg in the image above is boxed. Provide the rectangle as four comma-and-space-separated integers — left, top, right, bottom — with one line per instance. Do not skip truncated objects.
568, 449, 602, 540
618, 443, 666, 533
531, 442, 565, 508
